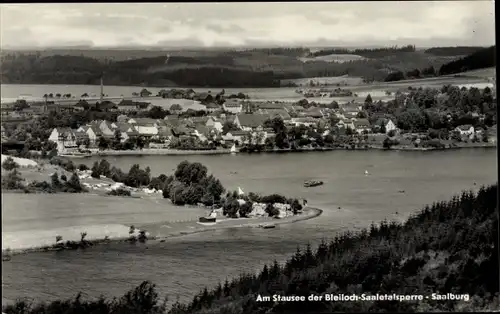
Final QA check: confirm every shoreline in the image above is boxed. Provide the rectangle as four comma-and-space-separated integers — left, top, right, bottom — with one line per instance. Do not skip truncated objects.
94, 148, 233, 156
1, 207, 322, 257
72, 143, 497, 157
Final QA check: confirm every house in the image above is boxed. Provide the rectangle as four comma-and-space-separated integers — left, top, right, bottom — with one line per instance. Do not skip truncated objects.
353, 119, 371, 134
192, 124, 213, 142
455, 125, 475, 137
195, 92, 214, 103
223, 130, 250, 145
374, 118, 397, 134
114, 122, 139, 142
118, 99, 139, 112
128, 118, 158, 127
337, 118, 355, 130
302, 107, 325, 119
204, 103, 220, 113
133, 123, 159, 137
291, 117, 318, 127
140, 89, 152, 97
96, 120, 116, 138
190, 116, 209, 124
155, 121, 174, 141
206, 117, 223, 133
97, 101, 118, 112
77, 125, 101, 145
48, 128, 78, 153
258, 109, 292, 121
254, 102, 285, 110
234, 114, 270, 131
222, 100, 243, 114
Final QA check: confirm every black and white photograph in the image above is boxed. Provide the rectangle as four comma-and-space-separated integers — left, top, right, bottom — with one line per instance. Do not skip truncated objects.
0, 1, 497, 313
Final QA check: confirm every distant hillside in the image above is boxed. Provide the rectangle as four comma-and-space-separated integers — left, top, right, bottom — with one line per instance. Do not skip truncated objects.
438, 46, 496, 76
0, 46, 461, 87
424, 46, 486, 56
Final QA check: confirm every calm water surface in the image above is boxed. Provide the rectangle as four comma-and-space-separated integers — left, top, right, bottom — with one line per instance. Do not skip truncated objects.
2, 149, 497, 306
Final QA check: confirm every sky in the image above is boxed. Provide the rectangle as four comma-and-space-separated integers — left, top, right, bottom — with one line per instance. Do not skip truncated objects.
0, 2, 495, 49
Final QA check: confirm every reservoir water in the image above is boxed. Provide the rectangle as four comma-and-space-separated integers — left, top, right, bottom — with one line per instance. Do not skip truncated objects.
1, 149, 497, 306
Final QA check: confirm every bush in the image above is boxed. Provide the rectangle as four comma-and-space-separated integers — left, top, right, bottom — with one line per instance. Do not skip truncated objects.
265, 203, 280, 217
78, 164, 89, 171
50, 157, 75, 172
239, 202, 252, 217
107, 188, 131, 197
60, 174, 67, 181
1, 169, 24, 190
2, 157, 19, 171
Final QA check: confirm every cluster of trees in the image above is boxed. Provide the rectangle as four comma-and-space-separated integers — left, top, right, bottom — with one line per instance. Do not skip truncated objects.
221, 191, 303, 218
364, 85, 496, 134
27, 172, 86, 194
162, 161, 225, 206
309, 45, 416, 58
438, 45, 495, 76
90, 160, 151, 188
1, 157, 85, 193
424, 46, 486, 56
5, 183, 497, 313
384, 45, 495, 81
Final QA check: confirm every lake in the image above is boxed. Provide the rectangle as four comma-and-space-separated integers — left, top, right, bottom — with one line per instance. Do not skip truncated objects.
1, 149, 497, 307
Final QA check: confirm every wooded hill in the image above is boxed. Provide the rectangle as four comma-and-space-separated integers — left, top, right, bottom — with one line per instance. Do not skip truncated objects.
0, 46, 475, 87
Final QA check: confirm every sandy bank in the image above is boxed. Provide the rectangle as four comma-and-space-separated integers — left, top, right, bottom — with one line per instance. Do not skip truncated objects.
2, 208, 322, 256
2, 224, 150, 255
94, 149, 233, 156
1, 154, 38, 167
140, 207, 322, 241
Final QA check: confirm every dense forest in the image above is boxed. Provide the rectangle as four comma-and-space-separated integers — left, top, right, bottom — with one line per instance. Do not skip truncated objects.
383, 45, 495, 82
3, 183, 498, 314
309, 45, 416, 58
438, 46, 496, 76
0, 45, 479, 87
424, 46, 486, 56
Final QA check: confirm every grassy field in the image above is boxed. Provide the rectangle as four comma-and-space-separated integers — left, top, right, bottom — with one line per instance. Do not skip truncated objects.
298, 54, 366, 63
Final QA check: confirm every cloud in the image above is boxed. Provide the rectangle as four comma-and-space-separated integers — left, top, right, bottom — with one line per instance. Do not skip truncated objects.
0, 2, 495, 48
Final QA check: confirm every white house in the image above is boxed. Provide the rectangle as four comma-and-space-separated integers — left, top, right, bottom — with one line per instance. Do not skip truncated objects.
375, 118, 397, 134
77, 125, 101, 146
223, 130, 250, 145
337, 119, 355, 130
223, 100, 243, 114
97, 120, 115, 137
206, 117, 223, 133
48, 127, 78, 153
134, 123, 159, 137
291, 117, 318, 127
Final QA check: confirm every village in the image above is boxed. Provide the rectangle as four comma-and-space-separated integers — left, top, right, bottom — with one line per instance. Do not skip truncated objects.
1, 84, 497, 155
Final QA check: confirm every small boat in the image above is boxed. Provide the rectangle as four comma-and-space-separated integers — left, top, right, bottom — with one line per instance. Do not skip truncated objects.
199, 216, 216, 223
304, 180, 323, 188
398, 190, 405, 193
365, 170, 369, 175
260, 224, 276, 229
59, 151, 92, 158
